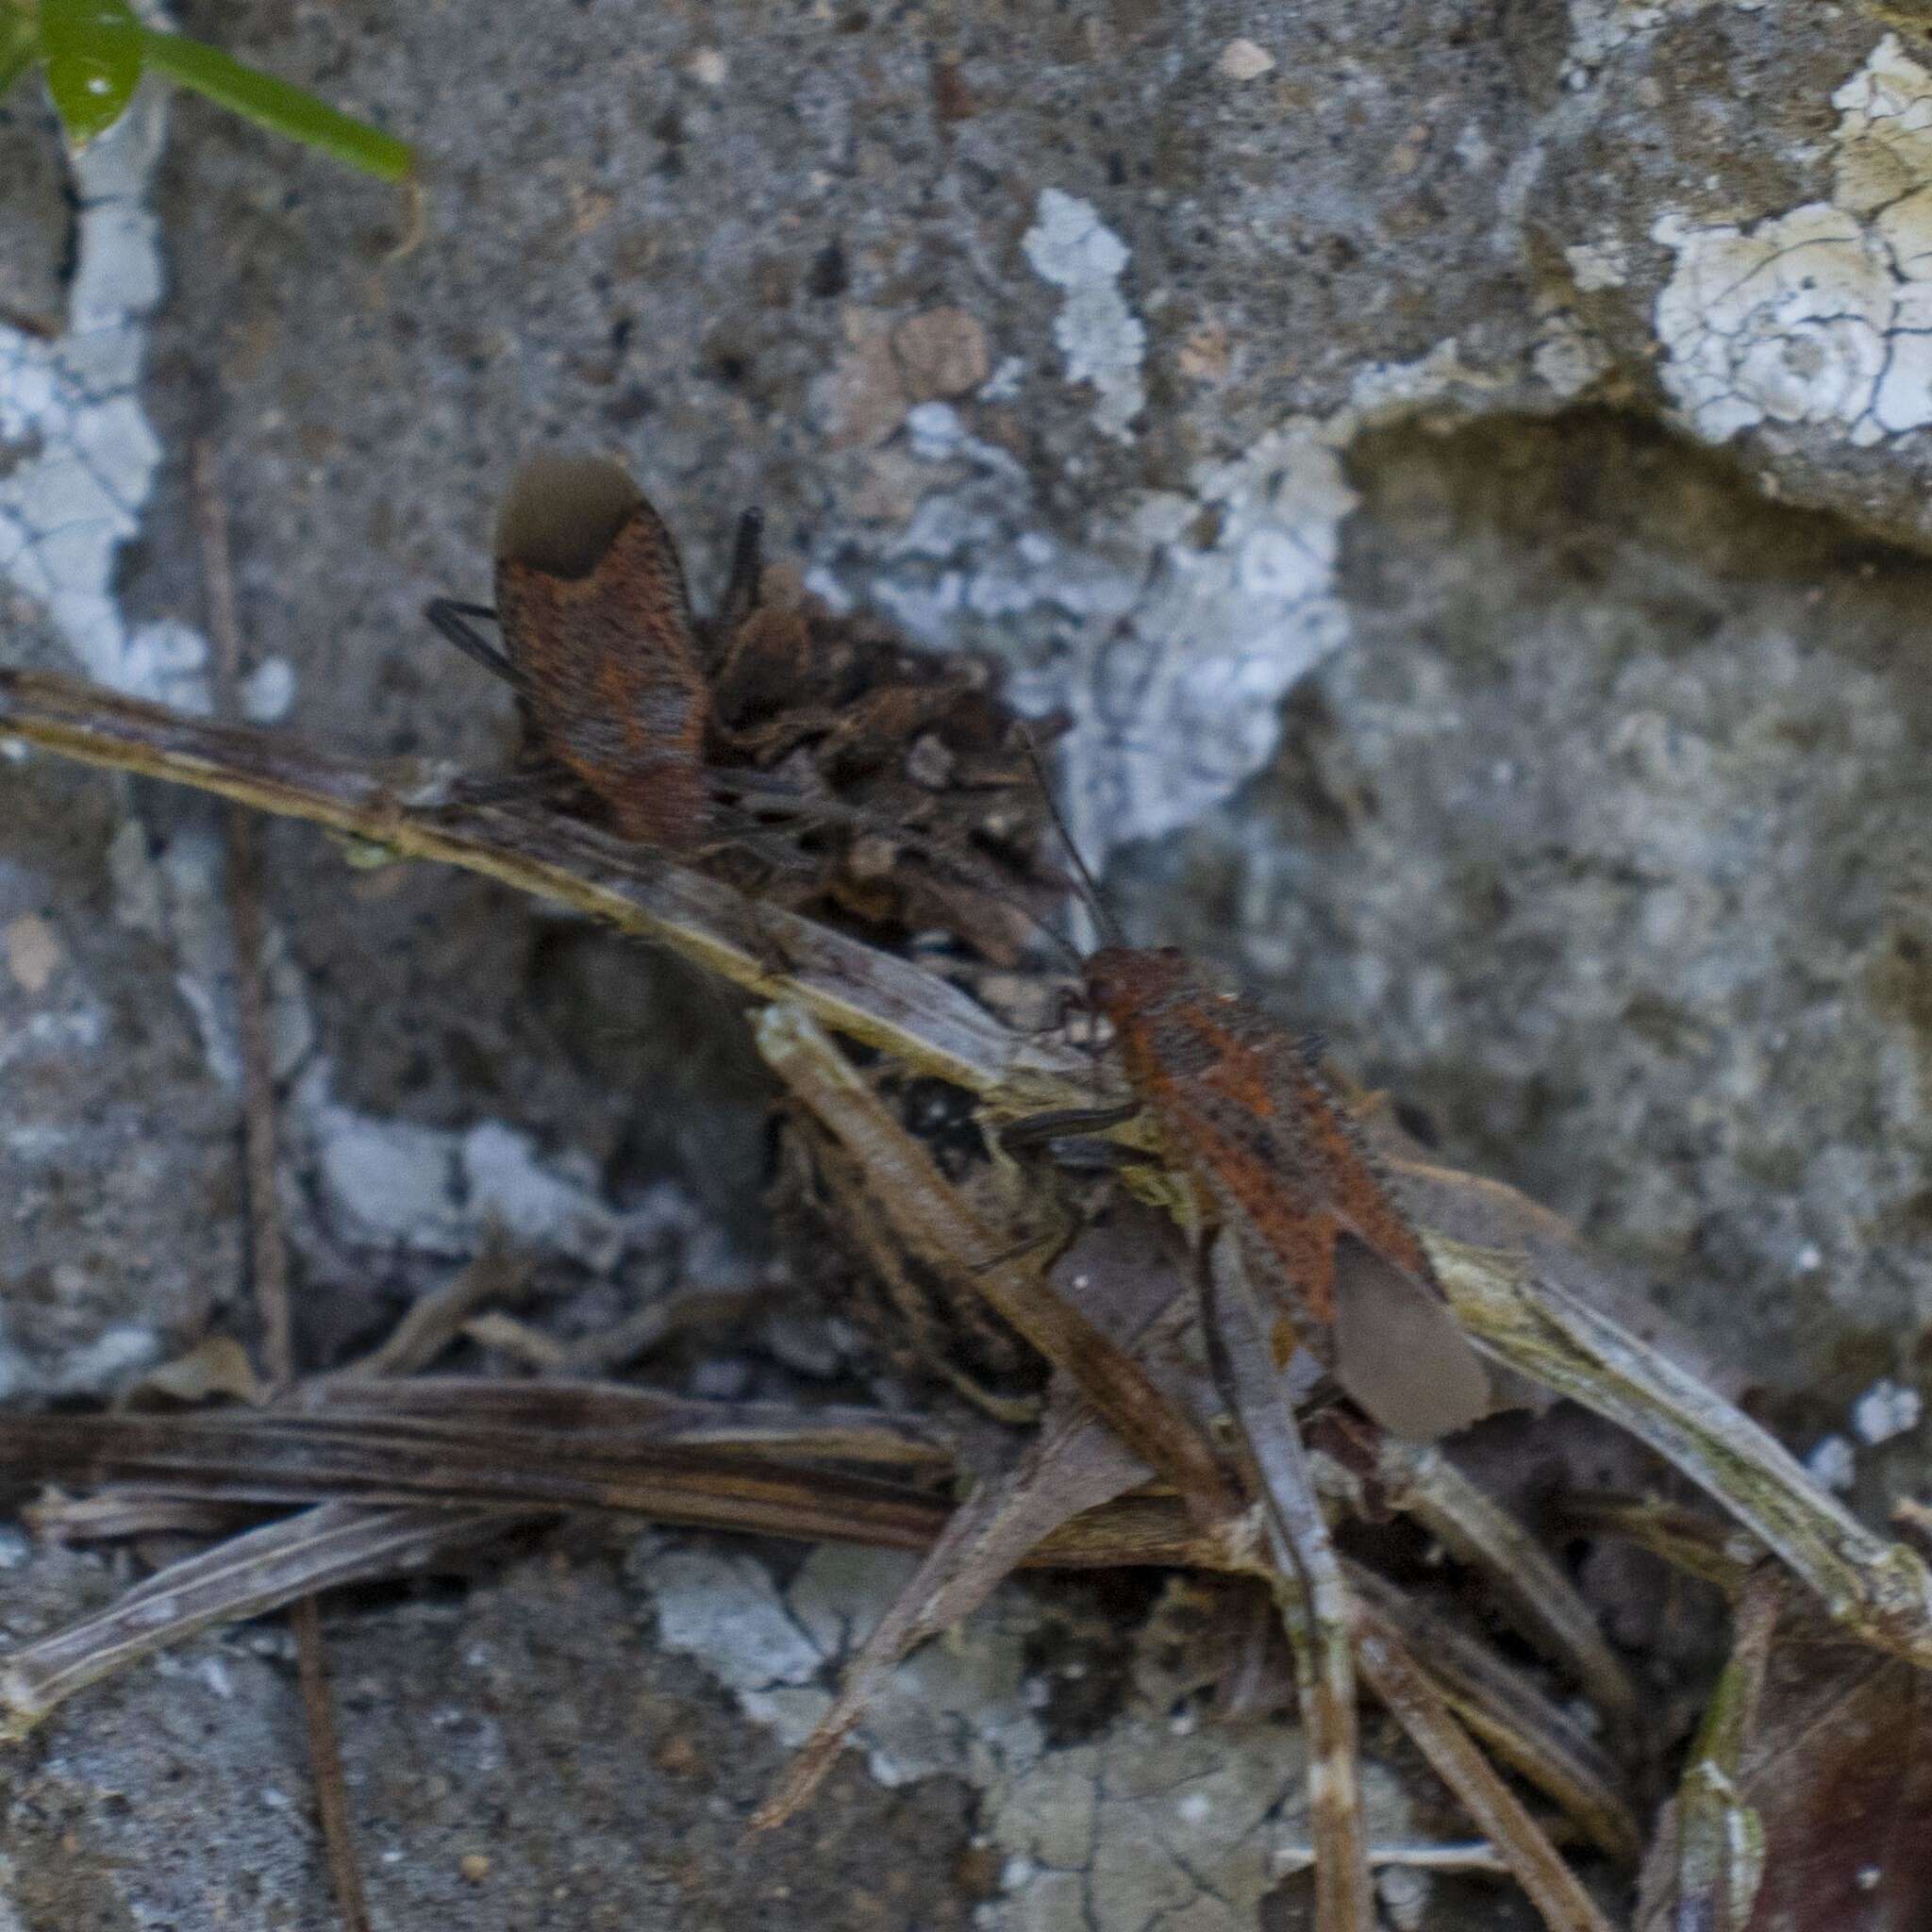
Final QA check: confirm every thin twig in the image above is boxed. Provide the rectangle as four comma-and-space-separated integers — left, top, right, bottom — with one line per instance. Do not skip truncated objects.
192, 443, 293, 1388
1201, 1233, 1376, 1932
556, 1286, 765, 1374
192, 441, 367, 1932
1352, 1602, 1621, 1932
755, 1004, 1241, 1527
320, 1235, 534, 1383
1369, 1437, 1641, 1736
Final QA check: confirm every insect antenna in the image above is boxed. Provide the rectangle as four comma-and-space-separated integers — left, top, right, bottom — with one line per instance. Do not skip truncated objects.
425, 598, 527, 691
1016, 723, 1124, 949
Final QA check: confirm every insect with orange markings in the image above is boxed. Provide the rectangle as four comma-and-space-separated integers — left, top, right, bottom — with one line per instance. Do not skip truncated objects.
1081, 942, 1490, 1441
1008, 775, 1490, 1442
425, 456, 747, 850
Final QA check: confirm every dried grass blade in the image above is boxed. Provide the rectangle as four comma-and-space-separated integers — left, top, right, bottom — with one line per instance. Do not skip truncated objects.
1557, 1492, 1759, 1597
0, 1408, 1222, 1570
291, 1376, 955, 1469
1345, 1564, 1641, 1862
1352, 1599, 1620, 1932
1433, 1239, 1932, 1667
26, 1492, 260, 1541
0, 1411, 957, 1543
753, 1388, 1153, 1831
755, 1004, 1240, 1528
0, 1502, 523, 1740
1372, 1437, 1640, 1735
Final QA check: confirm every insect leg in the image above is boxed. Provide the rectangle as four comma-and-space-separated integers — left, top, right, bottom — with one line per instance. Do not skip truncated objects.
717, 508, 765, 629
424, 599, 520, 686
995, 1100, 1142, 1151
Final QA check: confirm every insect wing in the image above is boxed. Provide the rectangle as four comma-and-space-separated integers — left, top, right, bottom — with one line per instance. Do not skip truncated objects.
1330, 1239, 1490, 1439
493, 457, 711, 849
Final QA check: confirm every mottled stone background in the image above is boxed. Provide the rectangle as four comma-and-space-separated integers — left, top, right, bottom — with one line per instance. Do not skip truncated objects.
3, 0, 1932, 1924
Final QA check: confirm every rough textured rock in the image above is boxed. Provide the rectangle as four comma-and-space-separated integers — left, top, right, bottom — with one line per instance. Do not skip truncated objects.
6, 0, 1932, 1923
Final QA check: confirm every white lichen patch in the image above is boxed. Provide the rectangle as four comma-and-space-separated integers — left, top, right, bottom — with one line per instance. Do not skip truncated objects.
822, 340, 1510, 872
1532, 307, 1614, 398
1654, 36, 1932, 446
298, 1069, 709, 1274
1564, 239, 1630, 292
1807, 1433, 1857, 1492
642, 1542, 1418, 1932
1022, 190, 1146, 441
0, 92, 206, 706
1852, 1376, 1922, 1445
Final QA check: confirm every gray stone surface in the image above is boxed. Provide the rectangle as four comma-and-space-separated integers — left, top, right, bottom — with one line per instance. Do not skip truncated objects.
6, 0, 1932, 1923
0, 1533, 988, 1932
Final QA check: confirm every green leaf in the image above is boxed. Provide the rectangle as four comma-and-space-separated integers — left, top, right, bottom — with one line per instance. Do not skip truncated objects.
38, 0, 143, 145
0, 5, 39, 101
139, 29, 414, 181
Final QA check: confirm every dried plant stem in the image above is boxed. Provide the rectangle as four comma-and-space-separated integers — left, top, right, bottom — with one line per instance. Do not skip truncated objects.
0, 670, 1092, 1110
287, 1594, 367, 1929
1433, 1239, 1932, 1667
752, 1388, 1154, 1832
0, 1412, 1221, 1738
0, 1393, 1657, 1874
291, 1376, 957, 1470
1666, 1566, 1782, 1932
0, 1410, 986, 1542
193, 441, 366, 1932
0, 1502, 522, 1741
1370, 1438, 1641, 1737
194, 445, 294, 1391
10, 667, 1932, 1668
1557, 1492, 1761, 1596
755, 1004, 1240, 1528
321, 1238, 534, 1383
9, 662, 1932, 1916
1202, 1237, 1376, 1932
8, 669, 1912, 1631
1352, 1603, 1620, 1932
1345, 1565, 1640, 1863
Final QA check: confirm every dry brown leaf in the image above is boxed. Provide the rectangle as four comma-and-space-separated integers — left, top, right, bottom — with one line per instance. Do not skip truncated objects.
1677, 1630, 1932, 1932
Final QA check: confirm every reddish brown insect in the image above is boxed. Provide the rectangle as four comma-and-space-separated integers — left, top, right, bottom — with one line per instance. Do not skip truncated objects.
427, 456, 717, 848
1082, 944, 1491, 1441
